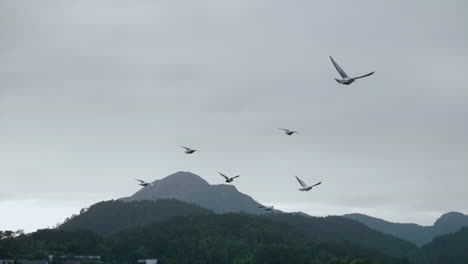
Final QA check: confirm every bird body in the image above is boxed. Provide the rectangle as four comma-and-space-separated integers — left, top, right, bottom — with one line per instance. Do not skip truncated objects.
279, 128, 298, 136
259, 205, 276, 213
181, 146, 198, 154
330, 56, 374, 85
135, 179, 152, 187
295, 176, 321, 191
218, 172, 240, 183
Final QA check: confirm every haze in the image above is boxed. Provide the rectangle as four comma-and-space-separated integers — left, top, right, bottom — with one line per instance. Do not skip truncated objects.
1, 0, 467, 232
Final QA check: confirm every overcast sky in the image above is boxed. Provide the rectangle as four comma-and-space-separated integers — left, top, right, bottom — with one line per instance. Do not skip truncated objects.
1, 0, 467, 232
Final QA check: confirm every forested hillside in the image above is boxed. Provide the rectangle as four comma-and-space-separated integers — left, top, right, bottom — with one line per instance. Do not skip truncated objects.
60, 199, 212, 235
269, 214, 417, 258
419, 227, 468, 264
344, 212, 468, 246
59, 199, 417, 260
1, 214, 410, 264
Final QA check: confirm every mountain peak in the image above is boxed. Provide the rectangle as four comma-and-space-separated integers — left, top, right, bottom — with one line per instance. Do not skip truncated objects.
434, 211, 468, 226
123, 171, 264, 215
157, 171, 210, 185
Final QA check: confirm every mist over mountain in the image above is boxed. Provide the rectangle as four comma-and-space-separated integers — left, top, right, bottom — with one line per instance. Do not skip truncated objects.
344, 212, 468, 246
121, 171, 265, 214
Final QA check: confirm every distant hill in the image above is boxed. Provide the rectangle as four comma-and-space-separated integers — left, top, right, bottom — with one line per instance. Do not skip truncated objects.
344, 212, 468, 246
60, 199, 212, 235
121, 171, 265, 214
269, 213, 418, 259
1, 214, 411, 264
108, 214, 414, 264
420, 227, 468, 264
60, 198, 417, 260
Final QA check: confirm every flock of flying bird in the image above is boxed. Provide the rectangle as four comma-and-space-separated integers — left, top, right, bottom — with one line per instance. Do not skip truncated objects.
135, 56, 375, 214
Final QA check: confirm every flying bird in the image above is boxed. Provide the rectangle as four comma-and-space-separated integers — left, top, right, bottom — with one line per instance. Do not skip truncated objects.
180, 146, 198, 154
295, 176, 321, 191
279, 128, 299, 136
218, 172, 240, 183
330, 56, 374, 85
135, 179, 152, 187
259, 205, 277, 214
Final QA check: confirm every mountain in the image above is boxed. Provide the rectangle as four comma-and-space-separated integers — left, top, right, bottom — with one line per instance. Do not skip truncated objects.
106, 214, 412, 264
269, 213, 417, 259
4, 214, 412, 264
420, 227, 468, 264
121, 171, 265, 214
60, 199, 417, 260
344, 212, 468, 246
60, 199, 213, 235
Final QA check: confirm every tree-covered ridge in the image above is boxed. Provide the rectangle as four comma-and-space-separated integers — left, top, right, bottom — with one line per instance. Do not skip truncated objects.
1, 214, 408, 264
59, 199, 417, 259
344, 212, 468, 246
420, 227, 468, 264
268, 214, 418, 258
106, 213, 409, 264
3, 199, 466, 264
0, 229, 103, 259
60, 199, 213, 235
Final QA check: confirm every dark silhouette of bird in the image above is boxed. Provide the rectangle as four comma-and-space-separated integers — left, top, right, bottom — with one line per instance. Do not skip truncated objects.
279, 128, 299, 136
180, 146, 198, 154
259, 205, 277, 213
135, 179, 152, 187
218, 172, 240, 183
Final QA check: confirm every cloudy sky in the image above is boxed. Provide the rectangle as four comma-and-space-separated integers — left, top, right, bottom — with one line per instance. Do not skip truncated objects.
1, 0, 467, 232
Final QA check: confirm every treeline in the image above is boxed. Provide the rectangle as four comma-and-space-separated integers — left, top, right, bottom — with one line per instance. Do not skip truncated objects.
418, 227, 468, 264
60, 199, 212, 236
2, 200, 466, 264
58, 200, 418, 259
1, 214, 407, 264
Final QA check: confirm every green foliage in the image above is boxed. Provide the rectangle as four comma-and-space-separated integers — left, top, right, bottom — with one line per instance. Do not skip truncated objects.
265, 214, 417, 259
1, 213, 409, 264
3, 200, 466, 264
419, 227, 468, 264
0, 229, 103, 259
59, 199, 417, 260
60, 199, 213, 236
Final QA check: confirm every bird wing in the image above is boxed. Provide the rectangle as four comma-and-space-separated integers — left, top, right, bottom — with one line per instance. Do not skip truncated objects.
295, 176, 308, 188
135, 179, 145, 183
311, 181, 322, 188
330, 56, 348, 78
231, 175, 240, 179
218, 172, 229, 180
351, 71, 375, 80
180, 146, 191, 151
279, 128, 290, 132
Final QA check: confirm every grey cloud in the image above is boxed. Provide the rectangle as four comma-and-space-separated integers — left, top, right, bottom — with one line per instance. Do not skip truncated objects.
0, 0, 467, 231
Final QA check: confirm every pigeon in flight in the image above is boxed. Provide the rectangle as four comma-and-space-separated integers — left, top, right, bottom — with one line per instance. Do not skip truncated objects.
181, 146, 198, 154
330, 56, 374, 85
218, 172, 240, 183
295, 176, 321, 191
279, 128, 299, 136
259, 205, 277, 213
135, 179, 152, 187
